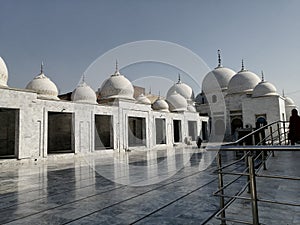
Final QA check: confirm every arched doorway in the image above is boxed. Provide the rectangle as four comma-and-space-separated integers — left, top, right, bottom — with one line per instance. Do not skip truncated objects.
231, 118, 243, 134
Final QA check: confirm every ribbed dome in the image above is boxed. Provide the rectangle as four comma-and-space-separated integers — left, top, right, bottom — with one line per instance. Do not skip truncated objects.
0, 57, 8, 87
285, 97, 296, 106
202, 67, 235, 93
252, 81, 278, 98
152, 98, 169, 112
167, 76, 194, 101
136, 94, 151, 105
166, 91, 187, 112
26, 68, 59, 100
71, 81, 97, 104
227, 69, 260, 94
99, 67, 134, 100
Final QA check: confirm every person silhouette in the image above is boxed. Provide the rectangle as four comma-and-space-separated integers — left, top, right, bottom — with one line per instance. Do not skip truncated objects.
288, 109, 300, 145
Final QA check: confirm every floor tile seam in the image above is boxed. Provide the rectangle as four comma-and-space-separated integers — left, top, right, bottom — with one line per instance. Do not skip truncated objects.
0, 164, 217, 224
61, 177, 219, 225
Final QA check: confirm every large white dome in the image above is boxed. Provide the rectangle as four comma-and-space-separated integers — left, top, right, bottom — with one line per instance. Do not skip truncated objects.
252, 81, 278, 98
227, 68, 260, 94
71, 81, 97, 104
99, 67, 134, 100
166, 91, 187, 112
0, 57, 8, 87
26, 68, 59, 100
202, 67, 236, 93
152, 98, 169, 112
167, 76, 194, 101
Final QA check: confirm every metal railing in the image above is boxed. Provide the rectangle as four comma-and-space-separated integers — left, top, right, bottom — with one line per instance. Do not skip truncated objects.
208, 120, 300, 225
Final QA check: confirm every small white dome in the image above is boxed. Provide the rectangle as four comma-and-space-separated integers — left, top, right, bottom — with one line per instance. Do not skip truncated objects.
187, 104, 196, 112
167, 77, 194, 101
285, 97, 295, 106
0, 57, 8, 87
136, 94, 151, 105
202, 67, 235, 93
252, 81, 278, 98
71, 81, 97, 104
166, 91, 187, 112
227, 69, 260, 94
26, 71, 59, 100
152, 98, 169, 112
99, 67, 134, 100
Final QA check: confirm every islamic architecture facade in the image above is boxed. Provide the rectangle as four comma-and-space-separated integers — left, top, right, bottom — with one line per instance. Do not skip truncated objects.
195, 51, 296, 141
0, 58, 205, 160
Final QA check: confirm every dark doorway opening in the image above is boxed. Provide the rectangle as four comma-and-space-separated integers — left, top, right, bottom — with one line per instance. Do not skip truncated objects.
0, 108, 18, 158
128, 117, 146, 147
188, 121, 197, 141
48, 112, 74, 154
155, 118, 166, 144
95, 115, 113, 150
173, 120, 182, 143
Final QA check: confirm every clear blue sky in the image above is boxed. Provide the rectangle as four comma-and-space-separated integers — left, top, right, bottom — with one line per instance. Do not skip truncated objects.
1, 0, 300, 106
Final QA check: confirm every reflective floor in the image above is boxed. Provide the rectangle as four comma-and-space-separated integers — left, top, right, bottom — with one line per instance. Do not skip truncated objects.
0, 147, 299, 225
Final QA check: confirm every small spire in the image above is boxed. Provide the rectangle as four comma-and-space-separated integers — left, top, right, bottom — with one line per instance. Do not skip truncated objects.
261, 70, 264, 82
282, 89, 285, 97
115, 60, 118, 72
158, 90, 161, 97
241, 59, 244, 71
149, 86, 151, 94
177, 73, 181, 83
82, 73, 86, 82
113, 60, 121, 76
40, 61, 44, 74
217, 49, 222, 67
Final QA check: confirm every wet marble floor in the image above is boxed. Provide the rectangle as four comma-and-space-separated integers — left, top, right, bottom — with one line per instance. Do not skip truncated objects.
0, 147, 299, 225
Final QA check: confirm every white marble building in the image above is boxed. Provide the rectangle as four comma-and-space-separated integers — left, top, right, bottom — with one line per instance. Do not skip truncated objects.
0, 57, 207, 160
196, 51, 297, 141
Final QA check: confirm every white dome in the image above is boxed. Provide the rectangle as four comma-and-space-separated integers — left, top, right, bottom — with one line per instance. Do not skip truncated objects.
71, 81, 97, 104
167, 77, 194, 101
99, 68, 134, 100
285, 97, 295, 106
26, 72, 59, 100
227, 69, 260, 94
136, 94, 151, 105
0, 57, 8, 87
166, 91, 187, 112
187, 104, 196, 112
202, 67, 235, 93
252, 81, 278, 98
152, 98, 169, 112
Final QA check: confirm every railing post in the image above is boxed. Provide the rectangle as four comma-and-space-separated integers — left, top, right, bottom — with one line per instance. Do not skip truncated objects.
217, 152, 226, 225
248, 155, 260, 225
277, 123, 281, 145
283, 122, 287, 145
262, 150, 267, 170
270, 126, 274, 145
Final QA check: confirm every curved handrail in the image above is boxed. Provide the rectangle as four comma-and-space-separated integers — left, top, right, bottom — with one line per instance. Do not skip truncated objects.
223, 120, 289, 146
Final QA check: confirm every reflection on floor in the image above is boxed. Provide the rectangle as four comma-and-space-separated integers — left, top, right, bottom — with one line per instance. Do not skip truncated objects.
0, 147, 299, 225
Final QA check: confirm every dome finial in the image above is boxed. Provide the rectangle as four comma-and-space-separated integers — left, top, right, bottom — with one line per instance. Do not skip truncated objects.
282, 89, 285, 97
113, 60, 121, 76
82, 73, 86, 82
177, 73, 181, 83
217, 49, 222, 67
115, 60, 118, 72
40, 61, 44, 74
261, 70, 264, 82
149, 86, 152, 94
241, 59, 244, 71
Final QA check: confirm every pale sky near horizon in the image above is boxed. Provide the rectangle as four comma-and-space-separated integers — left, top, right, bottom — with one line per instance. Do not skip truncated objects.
1, 0, 300, 106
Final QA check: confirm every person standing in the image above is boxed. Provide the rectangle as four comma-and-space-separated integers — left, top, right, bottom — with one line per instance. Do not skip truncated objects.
288, 109, 300, 145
